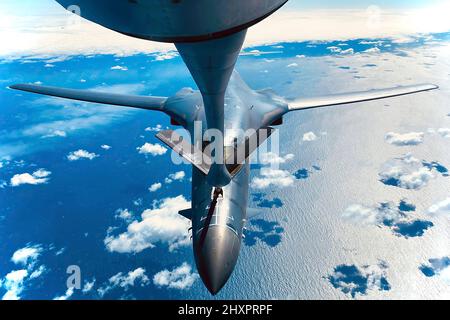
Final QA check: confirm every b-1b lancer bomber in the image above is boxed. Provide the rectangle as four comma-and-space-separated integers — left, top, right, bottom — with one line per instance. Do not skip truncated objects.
10, 0, 438, 294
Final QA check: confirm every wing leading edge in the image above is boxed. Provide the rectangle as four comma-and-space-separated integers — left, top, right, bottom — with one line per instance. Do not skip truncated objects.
9, 84, 167, 111
288, 83, 438, 112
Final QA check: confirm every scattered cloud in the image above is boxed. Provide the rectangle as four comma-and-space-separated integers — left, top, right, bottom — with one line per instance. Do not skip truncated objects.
1, 270, 29, 300
98, 268, 149, 297
115, 209, 134, 223
67, 149, 98, 161
378, 153, 443, 190
343, 200, 433, 238
251, 168, 295, 189
427, 197, 450, 217
10, 169, 51, 187
149, 183, 162, 193
384, 132, 424, 146
165, 171, 185, 184
419, 257, 450, 284
328, 261, 391, 298
53, 287, 75, 300
101, 144, 112, 150
340, 48, 354, 55
82, 279, 96, 294
363, 47, 381, 54
327, 46, 354, 54
153, 263, 199, 290
153, 52, 178, 61
11, 245, 43, 267
110, 268, 149, 289
287, 63, 298, 68
137, 143, 167, 156
437, 128, 450, 138
1, 244, 46, 300
42, 130, 67, 139
145, 124, 163, 132
259, 152, 294, 165
302, 132, 318, 142
104, 196, 191, 253
110, 65, 128, 71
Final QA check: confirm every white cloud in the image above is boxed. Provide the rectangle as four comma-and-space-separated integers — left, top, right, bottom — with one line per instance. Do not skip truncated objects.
302, 131, 318, 142
110, 268, 149, 289
384, 132, 424, 146
296, 54, 306, 58
1, 244, 46, 300
97, 268, 149, 297
115, 209, 133, 223
153, 263, 199, 290
428, 197, 450, 217
110, 65, 128, 71
154, 52, 178, 61
137, 143, 167, 156
165, 171, 185, 184
259, 152, 294, 165
287, 63, 298, 68
101, 144, 112, 150
82, 279, 96, 294
342, 203, 403, 226
145, 124, 163, 132
379, 153, 435, 190
67, 149, 98, 161
53, 287, 74, 301
340, 48, 354, 55
363, 47, 381, 54
327, 46, 341, 53
1, 270, 28, 300
104, 196, 191, 254
437, 128, 450, 138
10, 169, 51, 187
29, 265, 47, 279
42, 130, 67, 138
11, 245, 43, 267
149, 183, 162, 192
251, 168, 295, 189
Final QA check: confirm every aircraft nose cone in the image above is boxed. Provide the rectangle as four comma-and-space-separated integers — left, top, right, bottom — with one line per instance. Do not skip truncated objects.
194, 226, 241, 295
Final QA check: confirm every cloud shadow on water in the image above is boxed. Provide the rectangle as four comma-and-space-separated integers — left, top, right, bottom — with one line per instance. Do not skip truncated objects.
419, 256, 450, 278
244, 219, 284, 248
422, 161, 449, 177
328, 262, 391, 298
252, 193, 283, 209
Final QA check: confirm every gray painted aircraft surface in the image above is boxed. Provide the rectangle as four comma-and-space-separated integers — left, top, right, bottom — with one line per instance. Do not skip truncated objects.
10, 0, 438, 294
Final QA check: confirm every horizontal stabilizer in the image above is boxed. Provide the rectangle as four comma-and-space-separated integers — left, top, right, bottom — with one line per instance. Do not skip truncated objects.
178, 208, 193, 220
156, 130, 212, 175
288, 83, 438, 112
157, 128, 275, 176
225, 127, 276, 176
9, 83, 167, 111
